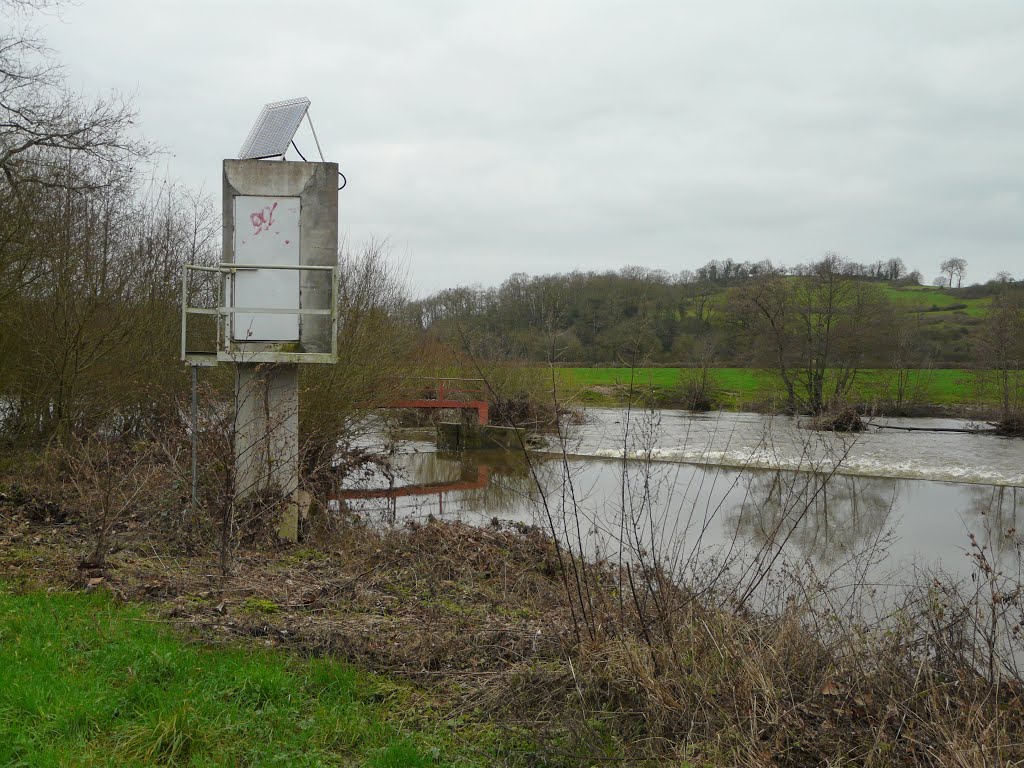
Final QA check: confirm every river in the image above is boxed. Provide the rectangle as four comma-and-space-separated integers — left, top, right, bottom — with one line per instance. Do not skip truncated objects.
338, 409, 1024, 585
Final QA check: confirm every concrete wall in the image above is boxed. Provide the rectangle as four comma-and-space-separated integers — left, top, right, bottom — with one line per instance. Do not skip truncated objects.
222, 160, 338, 356
234, 364, 299, 497
437, 422, 523, 451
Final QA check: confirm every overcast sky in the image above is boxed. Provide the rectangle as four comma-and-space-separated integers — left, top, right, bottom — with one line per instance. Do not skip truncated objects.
41, 1, 1024, 295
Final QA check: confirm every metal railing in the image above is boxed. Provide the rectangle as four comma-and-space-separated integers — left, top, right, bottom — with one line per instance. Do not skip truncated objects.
181, 262, 338, 365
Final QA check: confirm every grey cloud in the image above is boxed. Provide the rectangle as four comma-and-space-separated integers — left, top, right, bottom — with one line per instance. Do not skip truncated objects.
43, 0, 1024, 293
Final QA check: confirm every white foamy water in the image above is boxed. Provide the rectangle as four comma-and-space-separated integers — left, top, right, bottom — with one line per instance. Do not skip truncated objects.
551, 409, 1024, 487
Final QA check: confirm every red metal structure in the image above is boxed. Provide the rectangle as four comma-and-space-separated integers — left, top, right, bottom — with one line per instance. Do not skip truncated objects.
387, 377, 489, 426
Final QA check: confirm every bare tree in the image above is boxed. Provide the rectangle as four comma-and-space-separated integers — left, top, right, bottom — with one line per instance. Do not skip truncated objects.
1, 0, 161, 442
731, 253, 895, 414
299, 238, 424, 493
677, 334, 719, 411
1, 0, 147, 192
940, 257, 967, 288
883, 257, 906, 281
977, 286, 1024, 430
890, 313, 931, 412
1, 173, 216, 444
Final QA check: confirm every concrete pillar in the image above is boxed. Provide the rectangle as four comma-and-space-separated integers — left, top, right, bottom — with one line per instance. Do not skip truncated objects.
234, 363, 300, 541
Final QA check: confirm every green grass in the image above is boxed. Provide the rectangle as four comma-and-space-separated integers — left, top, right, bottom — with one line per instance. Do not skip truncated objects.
559, 367, 996, 409
0, 585, 484, 767
881, 285, 991, 318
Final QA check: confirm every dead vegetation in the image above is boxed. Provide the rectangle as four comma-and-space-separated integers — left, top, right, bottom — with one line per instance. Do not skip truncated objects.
2, 465, 1022, 767
810, 404, 867, 433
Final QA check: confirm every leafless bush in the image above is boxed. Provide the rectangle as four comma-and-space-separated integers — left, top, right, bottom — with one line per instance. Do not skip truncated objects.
667, 336, 720, 411
59, 432, 168, 568
0, 170, 218, 447
300, 238, 425, 496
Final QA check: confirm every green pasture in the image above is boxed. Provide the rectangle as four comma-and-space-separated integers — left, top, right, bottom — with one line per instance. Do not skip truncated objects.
558, 367, 994, 409
881, 285, 991, 318
0, 586, 488, 767
689, 283, 990, 322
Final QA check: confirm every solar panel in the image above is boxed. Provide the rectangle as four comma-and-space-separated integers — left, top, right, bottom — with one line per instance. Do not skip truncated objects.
238, 97, 311, 160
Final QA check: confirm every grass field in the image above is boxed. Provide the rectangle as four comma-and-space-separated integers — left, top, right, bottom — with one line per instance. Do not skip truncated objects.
700, 283, 992, 318
558, 367, 995, 409
881, 285, 991, 318
0, 586, 484, 767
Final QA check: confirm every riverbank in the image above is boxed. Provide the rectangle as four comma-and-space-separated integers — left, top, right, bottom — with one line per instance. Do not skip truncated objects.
557, 367, 1007, 418
2, 479, 1021, 766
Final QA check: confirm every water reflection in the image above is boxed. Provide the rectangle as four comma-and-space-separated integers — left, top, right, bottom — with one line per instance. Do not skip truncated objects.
730, 471, 898, 566
337, 424, 1022, 580
337, 449, 549, 523
964, 485, 1024, 561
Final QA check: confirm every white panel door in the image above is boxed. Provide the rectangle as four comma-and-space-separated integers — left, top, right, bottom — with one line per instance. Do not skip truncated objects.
232, 196, 301, 341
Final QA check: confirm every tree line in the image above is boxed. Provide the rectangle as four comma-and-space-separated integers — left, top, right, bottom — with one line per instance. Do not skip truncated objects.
412, 257, 1008, 363
413, 255, 1024, 420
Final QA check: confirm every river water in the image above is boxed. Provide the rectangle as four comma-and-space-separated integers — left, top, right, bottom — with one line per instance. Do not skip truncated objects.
339, 409, 1024, 583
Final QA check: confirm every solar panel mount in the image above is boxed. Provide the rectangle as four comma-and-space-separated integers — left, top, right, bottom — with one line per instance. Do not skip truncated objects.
238, 97, 311, 160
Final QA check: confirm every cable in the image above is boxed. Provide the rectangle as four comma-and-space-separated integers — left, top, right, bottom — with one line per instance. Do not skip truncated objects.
291, 140, 347, 190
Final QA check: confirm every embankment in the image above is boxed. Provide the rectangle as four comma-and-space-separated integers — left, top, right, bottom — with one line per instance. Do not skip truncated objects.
2, 480, 1021, 766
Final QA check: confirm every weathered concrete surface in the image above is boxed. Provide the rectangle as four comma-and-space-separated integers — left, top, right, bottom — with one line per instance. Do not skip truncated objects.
234, 363, 299, 540
221, 160, 339, 542
437, 422, 523, 451
223, 159, 338, 357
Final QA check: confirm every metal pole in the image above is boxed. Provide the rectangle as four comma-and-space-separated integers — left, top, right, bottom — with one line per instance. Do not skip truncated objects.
191, 364, 199, 511
305, 111, 326, 162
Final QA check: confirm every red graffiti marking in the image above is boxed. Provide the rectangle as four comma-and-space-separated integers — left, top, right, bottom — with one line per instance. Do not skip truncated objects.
249, 201, 278, 235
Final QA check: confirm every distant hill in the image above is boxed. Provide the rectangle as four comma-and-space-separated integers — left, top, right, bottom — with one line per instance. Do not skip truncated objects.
413, 263, 1008, 367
